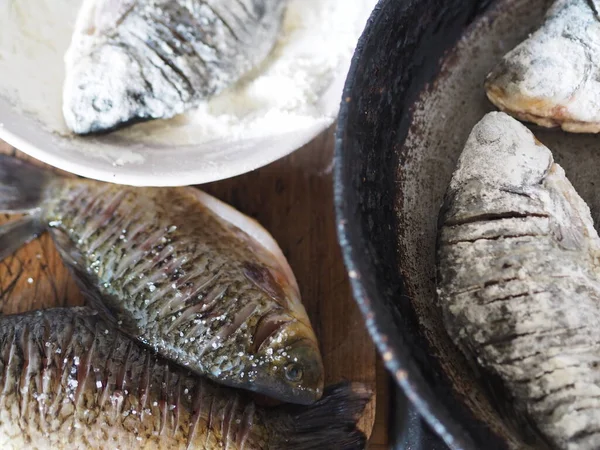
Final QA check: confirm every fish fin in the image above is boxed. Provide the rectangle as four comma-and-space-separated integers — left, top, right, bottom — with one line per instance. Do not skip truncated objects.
0, 155, 55, 212
269, 383, 371, 450
0, 215, 45, 261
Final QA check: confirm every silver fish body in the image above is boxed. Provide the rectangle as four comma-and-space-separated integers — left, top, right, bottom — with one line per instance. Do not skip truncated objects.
485, 0, 600, 132
437, 112, 600, 450
0, 156, 323, 405
63, 0, 288, 134
0, 308, 369, 450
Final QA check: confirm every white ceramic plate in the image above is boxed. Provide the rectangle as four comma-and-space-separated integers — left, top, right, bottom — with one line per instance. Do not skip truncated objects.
0, 0, 374, 187
0, 96, 335, 187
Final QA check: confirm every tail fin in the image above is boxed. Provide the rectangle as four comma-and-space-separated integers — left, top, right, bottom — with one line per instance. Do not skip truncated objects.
268, 383, 372, 450
0, 155, 53, 213
0, 155, 54, 261
0, 216, 44, 261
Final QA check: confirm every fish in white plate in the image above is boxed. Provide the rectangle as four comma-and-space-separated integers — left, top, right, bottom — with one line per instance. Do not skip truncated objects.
63, 0, 288, 134
437, 112, 600, 450
485, 0, 600, 132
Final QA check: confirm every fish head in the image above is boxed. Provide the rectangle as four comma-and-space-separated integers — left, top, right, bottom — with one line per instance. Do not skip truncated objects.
484, 33, 588, 125
250, 316, 324, 405
234, 260, 324, 403
63, 44, 173, 134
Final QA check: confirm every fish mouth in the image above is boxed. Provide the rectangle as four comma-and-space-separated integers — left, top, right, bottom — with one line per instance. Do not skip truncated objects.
267, 387, 322, 406
244, 376, 323, 405
209, 369, 323, 405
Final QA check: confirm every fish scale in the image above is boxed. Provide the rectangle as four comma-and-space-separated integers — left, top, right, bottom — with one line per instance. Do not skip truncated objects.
0, 309, 254, 448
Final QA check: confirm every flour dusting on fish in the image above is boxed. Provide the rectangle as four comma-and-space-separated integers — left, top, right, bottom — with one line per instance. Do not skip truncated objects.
0, 155, 323, 405
63, 0, 288, 134
437, 112, 600, 450
0, 308, 369, 450
485, 0, 600, 133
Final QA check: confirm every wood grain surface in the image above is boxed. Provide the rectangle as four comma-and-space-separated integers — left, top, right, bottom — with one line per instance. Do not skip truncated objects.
0, 128, 389, 448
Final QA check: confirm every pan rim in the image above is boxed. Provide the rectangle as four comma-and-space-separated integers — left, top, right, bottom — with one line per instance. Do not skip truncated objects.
333, 1, 485, 448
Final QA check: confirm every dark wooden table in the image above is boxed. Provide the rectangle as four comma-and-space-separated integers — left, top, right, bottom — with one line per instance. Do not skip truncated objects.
0, 128, 390, 448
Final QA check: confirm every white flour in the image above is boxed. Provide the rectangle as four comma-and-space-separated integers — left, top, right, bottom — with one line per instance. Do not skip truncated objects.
0, 0, 376, 147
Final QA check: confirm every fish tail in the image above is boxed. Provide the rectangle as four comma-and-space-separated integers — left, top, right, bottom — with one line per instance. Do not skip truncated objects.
0, 155, 54, 212
269, 383, 371, 450
0, 216, 44, 261
0, 156, 54, 260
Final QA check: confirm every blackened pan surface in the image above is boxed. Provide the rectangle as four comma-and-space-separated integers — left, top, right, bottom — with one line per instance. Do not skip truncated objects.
332, 0, 593, 448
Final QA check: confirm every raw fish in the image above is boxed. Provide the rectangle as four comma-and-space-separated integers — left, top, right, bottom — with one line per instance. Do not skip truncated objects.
0, 307, 369, 450
0, 155, 323, 405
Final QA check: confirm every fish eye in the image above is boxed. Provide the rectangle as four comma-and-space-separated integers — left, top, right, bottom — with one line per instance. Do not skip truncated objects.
284, 363, 303, 382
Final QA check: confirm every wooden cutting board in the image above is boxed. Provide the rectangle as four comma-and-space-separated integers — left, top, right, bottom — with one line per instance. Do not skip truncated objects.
0, 128, 389, 447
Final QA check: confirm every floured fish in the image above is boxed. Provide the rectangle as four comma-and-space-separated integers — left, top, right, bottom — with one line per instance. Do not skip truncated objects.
485, 0, 600, 133
63, 0, 288, 134
0, 155, 323, 405
437, 112, 600, 450
0, 307, 369, 450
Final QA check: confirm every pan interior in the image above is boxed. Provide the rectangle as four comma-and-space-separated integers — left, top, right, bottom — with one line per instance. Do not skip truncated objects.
396, 0, 600, 447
